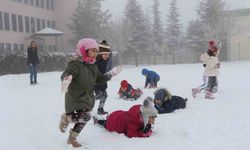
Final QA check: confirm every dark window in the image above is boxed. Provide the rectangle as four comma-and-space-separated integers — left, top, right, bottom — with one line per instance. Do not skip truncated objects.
25, 16, 30, 33
12, 14, 17, 32
0, 12, 3, 30
0, 43, 4, 50
5, 43, 11, 51
4, 12, 10, 31
30, 0, 34, 6
18, 15, 23, 32
17, 0, 22, 3
47, 20, 51, 28
40, 0, 44, 8
24, 0, 28, 4
51, 21, 56, 29
48, 45, 52, 51
41, 19, 45, 29
30, 17, 35, 33
14, 43, 19, 50
51, 0, 54, 10
36, 18, 41, 31
35, 0, 39, 7
46, 0, 50, 10
19, 44, 24, 51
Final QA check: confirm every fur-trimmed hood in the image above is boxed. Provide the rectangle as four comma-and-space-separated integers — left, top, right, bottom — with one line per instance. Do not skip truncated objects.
154, 88, 172, 102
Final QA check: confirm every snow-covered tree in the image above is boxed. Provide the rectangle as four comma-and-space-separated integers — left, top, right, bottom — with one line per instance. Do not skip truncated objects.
68, 0, 111, 44
165, 0, 182, 55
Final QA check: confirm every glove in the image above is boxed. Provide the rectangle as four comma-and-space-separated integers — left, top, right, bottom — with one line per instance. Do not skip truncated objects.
203, 64, 206, 67
105, 66, 122, 78
143, 123, 152, 134
142, 130, 152, 137
61, 75, 72, 93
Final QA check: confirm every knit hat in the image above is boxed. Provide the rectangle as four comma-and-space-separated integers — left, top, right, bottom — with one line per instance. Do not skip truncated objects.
99, 40, 111, 54
141, 68, 149, 75
120, 80, 129, 88
140, 97, 158, 128
76, 38, 99, 64
208, 40, 218, 52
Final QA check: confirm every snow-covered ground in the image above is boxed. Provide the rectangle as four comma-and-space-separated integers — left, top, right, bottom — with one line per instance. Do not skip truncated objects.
1, 61, 250, 150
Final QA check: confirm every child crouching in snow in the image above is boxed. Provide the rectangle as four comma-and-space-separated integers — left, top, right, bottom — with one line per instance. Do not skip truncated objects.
93, 97, 157, 138
59, 38, 121, 148
118, 80, 143, 100
154, 88, 187, 114
141, 68, 160, 88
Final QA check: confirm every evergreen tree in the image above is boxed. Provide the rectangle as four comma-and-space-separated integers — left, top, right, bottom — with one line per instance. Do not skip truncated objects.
165, 0, 182, 55
152, 0, 163, 51
68, 0, 111, 44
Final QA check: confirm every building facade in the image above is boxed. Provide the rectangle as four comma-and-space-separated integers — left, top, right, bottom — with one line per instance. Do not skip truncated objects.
0, 0, 78, 53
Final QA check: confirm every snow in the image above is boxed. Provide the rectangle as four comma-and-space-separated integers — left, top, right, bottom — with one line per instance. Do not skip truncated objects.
1, 61, 250, 150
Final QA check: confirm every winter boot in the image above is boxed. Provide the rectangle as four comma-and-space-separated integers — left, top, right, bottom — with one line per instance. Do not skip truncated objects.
192, 88, 200, 98
30, 81, 33, 85
67, 129, 81, 148
205, 90, 214, 99
59, 113, 70, 133
97, 108, 108, 115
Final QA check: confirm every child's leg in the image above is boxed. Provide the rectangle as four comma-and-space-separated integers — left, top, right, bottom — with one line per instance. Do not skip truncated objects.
211, 77, 218, 93
205, 77, 215, 99
97, 90, 108, 115
93, 116, 107, 128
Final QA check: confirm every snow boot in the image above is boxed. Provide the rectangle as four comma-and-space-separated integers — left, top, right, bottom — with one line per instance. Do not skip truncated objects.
205, 90, 214, 99
192, 88, 200, 98
97, 108, 108, 115
67, 129, 81, 148
59, 113, 70, 133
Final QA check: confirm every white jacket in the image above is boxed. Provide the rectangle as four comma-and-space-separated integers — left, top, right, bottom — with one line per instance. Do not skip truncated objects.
200, 53, 219, 77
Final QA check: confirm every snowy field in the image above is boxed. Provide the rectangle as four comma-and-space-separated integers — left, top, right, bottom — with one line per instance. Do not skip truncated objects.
1, 61, 250, 150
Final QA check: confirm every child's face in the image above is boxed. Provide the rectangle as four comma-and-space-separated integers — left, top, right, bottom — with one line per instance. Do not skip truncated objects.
101, 53, 110, 60
120, 87, 127, 92
148, 116, 156, 124
154, 99, 162, 105
87, 48, 99, 58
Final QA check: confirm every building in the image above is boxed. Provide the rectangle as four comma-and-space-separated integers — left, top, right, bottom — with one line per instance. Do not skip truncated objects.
227, 8, 250, 60
0, 0, 78, 53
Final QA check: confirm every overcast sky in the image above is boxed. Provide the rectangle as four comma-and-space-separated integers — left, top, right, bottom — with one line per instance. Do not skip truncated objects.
102, 0, 250, 27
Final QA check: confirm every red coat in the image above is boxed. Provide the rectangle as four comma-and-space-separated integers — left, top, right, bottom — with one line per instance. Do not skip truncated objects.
106, 105, 148, 138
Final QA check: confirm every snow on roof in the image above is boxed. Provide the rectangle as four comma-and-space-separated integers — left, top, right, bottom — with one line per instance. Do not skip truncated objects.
35, 27, 63, 36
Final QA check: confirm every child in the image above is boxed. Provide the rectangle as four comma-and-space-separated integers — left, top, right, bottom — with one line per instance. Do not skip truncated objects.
27, 41, 40, 85
141, 68, 160, 88
93, 97, 157, 138
59, 38, 121, 148
118, 80, 143, 100
192, 40, 220, 99
94, 40, 111, 115
154, 88, 187, 114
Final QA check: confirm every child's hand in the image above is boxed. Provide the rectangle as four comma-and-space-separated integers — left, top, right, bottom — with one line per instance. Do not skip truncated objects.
61, 75, 72, 93
106, 66, 122, 78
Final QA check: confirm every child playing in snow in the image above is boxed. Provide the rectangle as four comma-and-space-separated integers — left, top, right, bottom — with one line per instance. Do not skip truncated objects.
154, 88, 187, 114
192, 40, 220, 99
118, 80, 143, 100
94, 40, 111, 115
59, 38, 121, 148
141, 68, 160, 88
93, 97, 157, 138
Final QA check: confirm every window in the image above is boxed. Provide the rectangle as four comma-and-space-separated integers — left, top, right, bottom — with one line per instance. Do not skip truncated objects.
48, 45, 52, 51
24, 0, 28, 4
12, 14, 17, 32
36, 18, 41, 31
51, 21, 56, 29
41, 19, 45, 29
0, 12, 3, 30
0, 43, 4, 50
40, 0, 44, 8
51, 0, 54, 10
30, 17, 35, 33
18, 15, 23, 32
17, 0, 22, 3
47, 20, 51, 28
25, 16, 30, 33
35, 0, 39, 7
4, 13, 10, 31
19, 44, 24, 51
30, 0, 34, 6
14, 43, 19, 51
46, 0, 50, 10
5, 43, 11, 51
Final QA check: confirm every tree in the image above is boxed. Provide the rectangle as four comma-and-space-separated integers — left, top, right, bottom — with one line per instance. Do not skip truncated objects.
68, 0, 111, 44
152, 0, 164, 51
165, 0, 182, 55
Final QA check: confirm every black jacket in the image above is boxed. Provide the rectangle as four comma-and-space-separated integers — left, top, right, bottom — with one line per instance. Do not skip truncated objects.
27, 47, 39, 64
95, 56, 109, 91
155, 96, 186, 114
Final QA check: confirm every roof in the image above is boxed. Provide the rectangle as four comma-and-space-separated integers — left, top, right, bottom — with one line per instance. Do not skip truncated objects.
34, 27, 64, 36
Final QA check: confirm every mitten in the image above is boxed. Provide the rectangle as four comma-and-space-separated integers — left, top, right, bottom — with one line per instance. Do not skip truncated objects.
61, 75, 72, 93
105, 66, 122, 78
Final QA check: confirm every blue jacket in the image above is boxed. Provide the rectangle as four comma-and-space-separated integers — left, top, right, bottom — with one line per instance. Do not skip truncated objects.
141, 68, 160, 87
95, 56, 109, 91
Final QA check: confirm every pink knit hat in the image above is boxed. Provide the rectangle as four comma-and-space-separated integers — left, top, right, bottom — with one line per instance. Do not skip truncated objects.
76, 38, 99, 64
